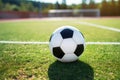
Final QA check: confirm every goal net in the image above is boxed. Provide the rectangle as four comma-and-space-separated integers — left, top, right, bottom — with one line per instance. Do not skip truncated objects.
48, 9, 100, 17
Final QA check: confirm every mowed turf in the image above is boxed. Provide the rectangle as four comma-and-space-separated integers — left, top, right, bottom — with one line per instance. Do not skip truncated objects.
0, 18, 120, 80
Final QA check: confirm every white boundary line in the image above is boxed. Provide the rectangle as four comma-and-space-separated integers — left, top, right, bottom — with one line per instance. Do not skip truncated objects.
79, 22, 120, 32
0, 41, 120, 45
0, 41, 49, 44
86, 42, 120, 45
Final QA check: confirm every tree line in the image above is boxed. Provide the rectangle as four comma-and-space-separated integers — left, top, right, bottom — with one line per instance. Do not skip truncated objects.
0, 0, 120, 16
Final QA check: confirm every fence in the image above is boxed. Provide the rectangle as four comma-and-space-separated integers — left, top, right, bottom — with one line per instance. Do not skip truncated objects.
49, 9, 100, 17
0, 11, 48, 19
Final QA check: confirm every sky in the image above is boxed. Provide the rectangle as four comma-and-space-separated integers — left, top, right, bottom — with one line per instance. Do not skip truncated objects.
34, 0, 103, 5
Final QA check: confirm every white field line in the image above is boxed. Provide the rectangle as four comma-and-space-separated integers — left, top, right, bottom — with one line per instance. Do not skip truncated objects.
79, 22, 120, 32
0, 41, 120, 45
0, 41, 49, 44
86, 42, 120, 45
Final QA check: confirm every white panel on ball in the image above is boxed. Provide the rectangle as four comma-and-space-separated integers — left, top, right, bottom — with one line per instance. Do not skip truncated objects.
60, 38, 77, 54
73, 31, 85, 45
60, 54, 78, 62
50, 33, 63, 47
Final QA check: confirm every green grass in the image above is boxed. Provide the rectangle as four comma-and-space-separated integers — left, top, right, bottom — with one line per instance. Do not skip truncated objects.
0, 19, 120, 42
0, 18, 120, 80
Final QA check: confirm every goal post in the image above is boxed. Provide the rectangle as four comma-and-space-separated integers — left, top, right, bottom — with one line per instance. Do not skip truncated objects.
48, 9, 100, 17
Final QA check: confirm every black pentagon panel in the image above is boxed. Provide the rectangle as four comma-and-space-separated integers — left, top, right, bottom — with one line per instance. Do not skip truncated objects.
53, 47, 65, 59
60, 28, 73, 39
74, 44, 84, 57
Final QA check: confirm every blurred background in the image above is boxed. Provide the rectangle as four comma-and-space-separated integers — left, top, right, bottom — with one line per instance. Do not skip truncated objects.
0, 0, 120, 19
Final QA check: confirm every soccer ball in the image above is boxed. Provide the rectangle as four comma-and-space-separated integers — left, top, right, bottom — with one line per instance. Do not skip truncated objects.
49, 26, 85, 62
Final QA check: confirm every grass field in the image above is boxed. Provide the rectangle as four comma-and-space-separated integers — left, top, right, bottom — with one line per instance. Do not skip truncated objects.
0, 18, 120, 80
